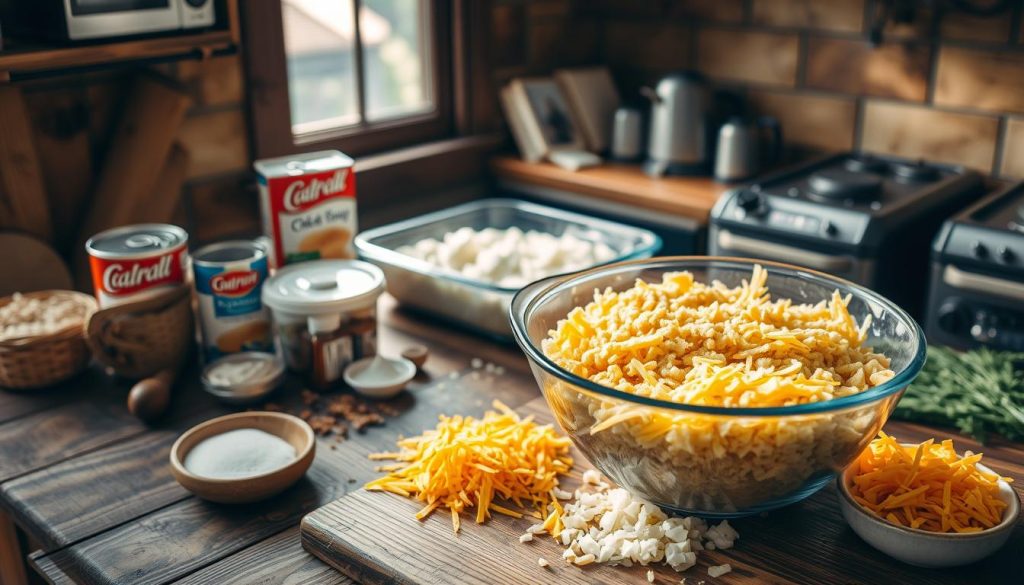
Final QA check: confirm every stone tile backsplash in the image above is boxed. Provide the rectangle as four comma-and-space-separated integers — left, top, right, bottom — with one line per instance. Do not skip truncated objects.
750, 0, 865, 33
596, 0, 1024, 176
696, 29, 800, 86
803, 37, 930, 101
492, 0, 1024, 177
1001, 119, 1024, 178
860, 101, 1000, 170
746, 90, 857, 152
934, 46, 1024, 114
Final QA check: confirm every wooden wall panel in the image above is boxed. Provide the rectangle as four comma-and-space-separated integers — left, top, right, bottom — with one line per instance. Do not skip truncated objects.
0, 86, 52, 242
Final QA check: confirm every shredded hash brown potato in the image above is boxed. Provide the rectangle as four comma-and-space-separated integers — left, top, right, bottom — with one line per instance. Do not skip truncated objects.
849, 432, 1011, 533
540, 266, 897, 512
365, 400, 573, 533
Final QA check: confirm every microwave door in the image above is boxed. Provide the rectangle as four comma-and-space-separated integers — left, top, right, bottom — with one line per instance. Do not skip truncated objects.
64, 0, 181, 40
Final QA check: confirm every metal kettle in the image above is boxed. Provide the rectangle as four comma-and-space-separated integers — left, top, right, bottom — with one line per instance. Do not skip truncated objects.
714, 116, 782, 183
641, 72, 710, 177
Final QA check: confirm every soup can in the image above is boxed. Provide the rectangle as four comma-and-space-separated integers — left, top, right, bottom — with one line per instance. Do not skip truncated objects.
192, 240, 274, 363
86, 223, 189, 308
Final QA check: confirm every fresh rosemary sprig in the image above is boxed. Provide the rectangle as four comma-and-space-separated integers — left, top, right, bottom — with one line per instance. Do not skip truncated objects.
893, 346, 1024, 444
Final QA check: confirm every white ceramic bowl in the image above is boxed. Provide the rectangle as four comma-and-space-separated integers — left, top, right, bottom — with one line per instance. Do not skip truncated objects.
343, 355, 416, 399
837, 459, 1020, 568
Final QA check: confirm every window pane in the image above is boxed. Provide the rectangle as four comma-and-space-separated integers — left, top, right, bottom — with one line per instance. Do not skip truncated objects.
282, 0, 360, 133
361, 0, 433, 122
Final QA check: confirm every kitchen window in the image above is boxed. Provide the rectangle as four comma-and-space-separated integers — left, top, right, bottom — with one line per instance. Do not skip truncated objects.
243, 0, 453, 158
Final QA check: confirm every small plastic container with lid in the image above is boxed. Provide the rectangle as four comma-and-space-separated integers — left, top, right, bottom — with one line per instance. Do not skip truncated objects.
261, 260, 386, 390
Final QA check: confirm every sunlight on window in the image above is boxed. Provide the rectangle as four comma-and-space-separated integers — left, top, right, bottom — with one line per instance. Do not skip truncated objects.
362, 0, 433, 122
282, 0, 433, 135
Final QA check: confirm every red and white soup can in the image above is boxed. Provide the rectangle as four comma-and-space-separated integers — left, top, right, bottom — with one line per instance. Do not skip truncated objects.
86, 223, 189, 307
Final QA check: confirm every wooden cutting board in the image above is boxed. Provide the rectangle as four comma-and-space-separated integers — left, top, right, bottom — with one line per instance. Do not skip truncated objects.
300, 397, 1020, 585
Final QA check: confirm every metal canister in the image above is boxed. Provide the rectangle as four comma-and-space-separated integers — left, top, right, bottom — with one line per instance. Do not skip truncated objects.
86, 224, 189, 308
611, 106, 643, 161
192, 240, 273, 363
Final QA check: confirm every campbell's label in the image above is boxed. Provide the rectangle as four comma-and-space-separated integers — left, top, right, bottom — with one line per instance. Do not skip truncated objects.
282, 169, 350, 212
88, 245, 187, 306
256, 152, 357, 267
193, 246, 272, 363
210, 270, 260, 296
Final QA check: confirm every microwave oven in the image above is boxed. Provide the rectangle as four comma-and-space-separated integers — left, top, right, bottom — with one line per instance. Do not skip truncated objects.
1, 0, 215, 42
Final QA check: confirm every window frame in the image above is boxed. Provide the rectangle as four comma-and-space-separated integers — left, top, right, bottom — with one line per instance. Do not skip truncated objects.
241, 0, 454, 159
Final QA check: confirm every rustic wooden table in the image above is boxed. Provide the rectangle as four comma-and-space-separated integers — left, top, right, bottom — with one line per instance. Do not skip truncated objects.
0, 296, 1021, 585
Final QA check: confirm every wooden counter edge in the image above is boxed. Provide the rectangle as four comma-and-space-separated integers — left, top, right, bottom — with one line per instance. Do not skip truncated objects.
489, 155, 730, 222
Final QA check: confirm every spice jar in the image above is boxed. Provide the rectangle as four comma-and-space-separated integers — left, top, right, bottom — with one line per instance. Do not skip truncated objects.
262, 260, 386, 390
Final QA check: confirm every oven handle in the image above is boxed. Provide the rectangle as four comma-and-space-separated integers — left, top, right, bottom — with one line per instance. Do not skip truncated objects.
716, 230, 853, 272
943, 265, 1024, 302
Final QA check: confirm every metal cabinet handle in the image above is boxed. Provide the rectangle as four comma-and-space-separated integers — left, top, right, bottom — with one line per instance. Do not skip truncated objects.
943, 265, 1024, 302
716, 230, 853, 272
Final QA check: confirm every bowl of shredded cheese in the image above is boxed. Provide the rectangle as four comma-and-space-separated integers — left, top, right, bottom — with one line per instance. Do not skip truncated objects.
510, 257, 926, 517
837, 433, 1018, 567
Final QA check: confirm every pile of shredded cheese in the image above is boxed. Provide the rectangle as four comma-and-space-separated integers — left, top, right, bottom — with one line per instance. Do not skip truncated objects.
849, 432, 1012, 533
365, 401, 573, 533
543, 266, 894, 409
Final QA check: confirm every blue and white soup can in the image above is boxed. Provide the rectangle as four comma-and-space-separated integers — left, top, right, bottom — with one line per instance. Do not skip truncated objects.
192, 240, 274, 362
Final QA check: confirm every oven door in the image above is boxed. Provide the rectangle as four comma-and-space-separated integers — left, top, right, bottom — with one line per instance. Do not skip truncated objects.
64, 0, 181, 40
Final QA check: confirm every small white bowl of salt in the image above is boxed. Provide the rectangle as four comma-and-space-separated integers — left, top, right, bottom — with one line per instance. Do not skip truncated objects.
201, 352, 285, 404
170, 411, 315, 503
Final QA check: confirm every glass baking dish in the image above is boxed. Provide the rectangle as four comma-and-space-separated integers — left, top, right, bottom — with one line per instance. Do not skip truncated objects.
355, 198, 661, 340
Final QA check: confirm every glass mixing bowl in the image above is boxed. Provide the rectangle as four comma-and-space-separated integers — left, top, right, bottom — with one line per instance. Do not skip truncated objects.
510, 257, 926, 518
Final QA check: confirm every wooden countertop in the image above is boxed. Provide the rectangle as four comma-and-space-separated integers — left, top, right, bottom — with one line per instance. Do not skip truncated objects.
0, 296, 1021, 585
490, 155, 730, 222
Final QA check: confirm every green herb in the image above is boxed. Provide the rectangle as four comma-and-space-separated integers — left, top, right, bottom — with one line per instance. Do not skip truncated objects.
893, 346, 1024, 443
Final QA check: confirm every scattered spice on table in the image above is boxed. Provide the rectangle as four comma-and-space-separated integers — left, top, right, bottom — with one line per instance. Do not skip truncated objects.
365, 400, 572, 533
258, 389, 398, 442
849, 432, 1012, 533
894, 346, 1024, 443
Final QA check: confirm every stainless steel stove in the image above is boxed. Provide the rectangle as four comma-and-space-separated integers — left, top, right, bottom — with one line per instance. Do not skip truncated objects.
709, 153, 984, 316
926, 182, 1024, 350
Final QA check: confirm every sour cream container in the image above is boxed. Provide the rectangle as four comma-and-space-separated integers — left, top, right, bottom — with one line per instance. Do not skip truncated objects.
261, 260, 385, 390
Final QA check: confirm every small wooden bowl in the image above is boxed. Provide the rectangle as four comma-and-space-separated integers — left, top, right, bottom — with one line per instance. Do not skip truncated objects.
170, 411, 315, 504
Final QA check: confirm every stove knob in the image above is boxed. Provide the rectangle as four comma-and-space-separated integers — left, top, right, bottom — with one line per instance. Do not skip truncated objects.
735, 190, 767, 218
998, 247, 1015, 263
971, 241, 988, 259
971, 310, 998, 343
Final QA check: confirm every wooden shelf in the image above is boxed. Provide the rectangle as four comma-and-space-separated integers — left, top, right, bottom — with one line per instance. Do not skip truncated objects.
489, 156, 730, 223
0, 30, 237, 82
0, 0, 239, 82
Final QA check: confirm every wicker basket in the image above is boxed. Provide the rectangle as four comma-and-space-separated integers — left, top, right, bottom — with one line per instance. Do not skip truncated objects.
86, 285, 193, 379
0, 291, 98, 390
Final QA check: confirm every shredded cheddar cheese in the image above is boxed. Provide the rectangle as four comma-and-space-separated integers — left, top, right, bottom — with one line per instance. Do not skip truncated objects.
543, 266, 894, 409
849, 432, 1012, 533
365, 401, 573, 533
539, 266, 898, 511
